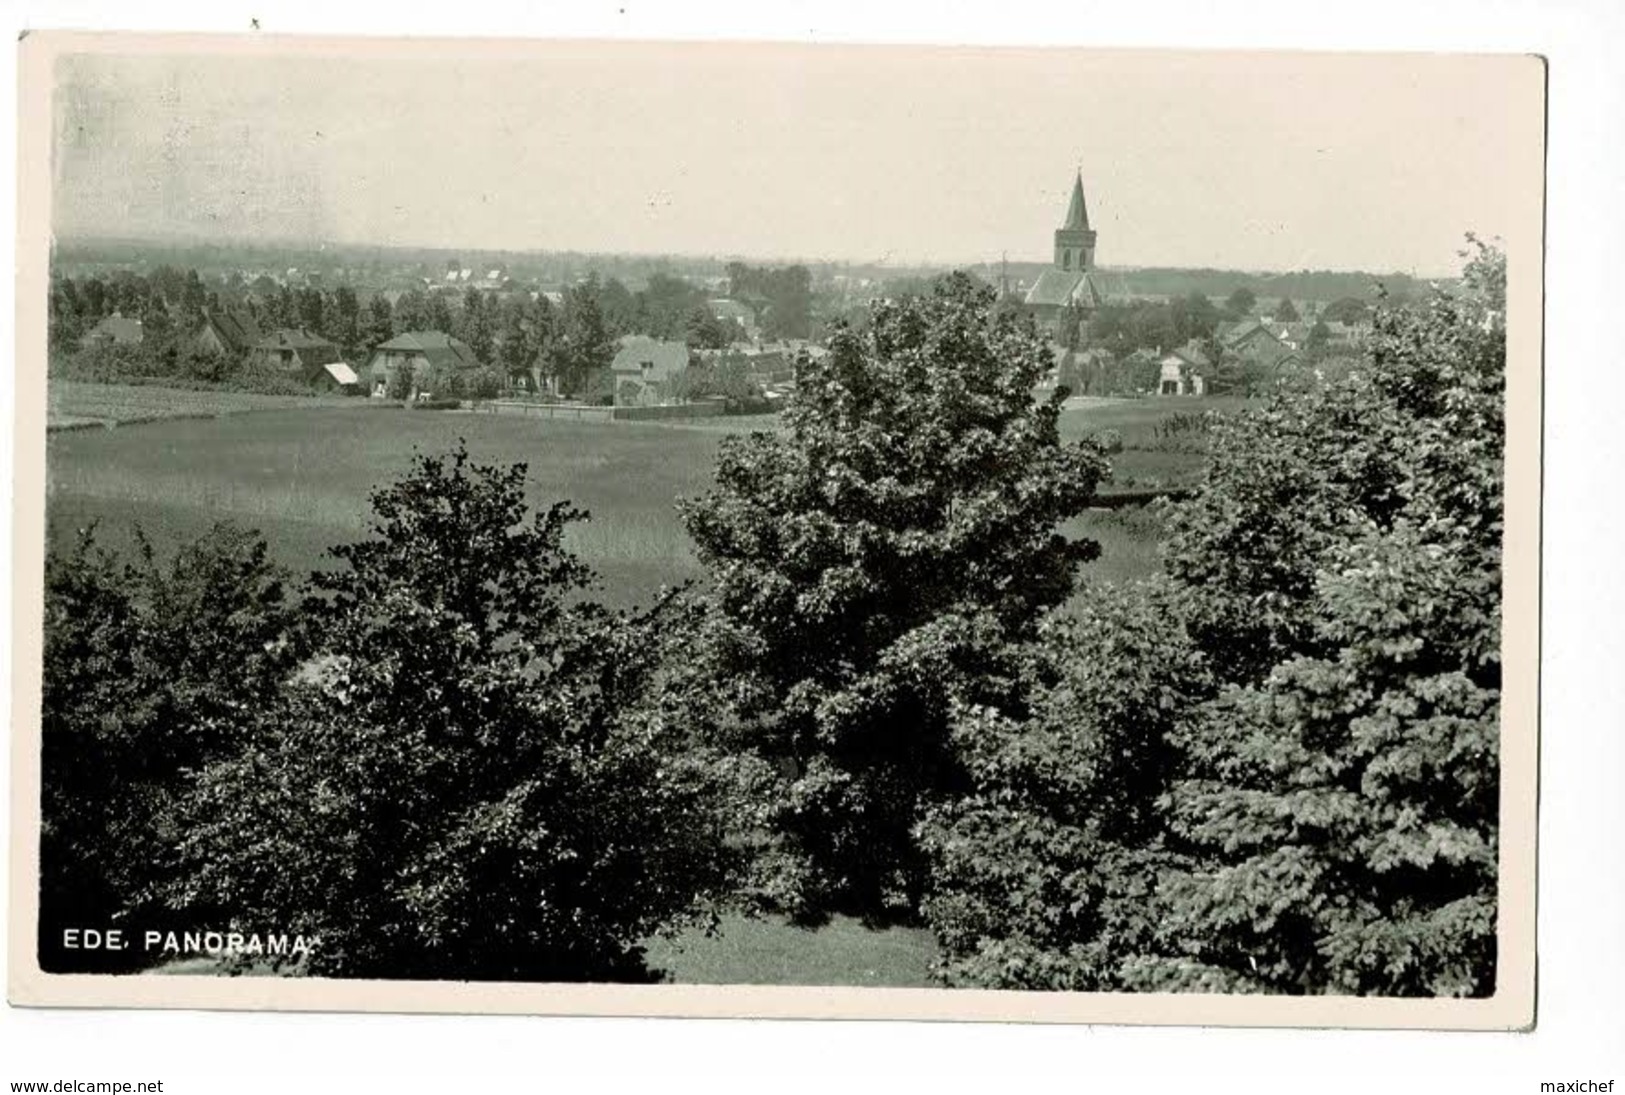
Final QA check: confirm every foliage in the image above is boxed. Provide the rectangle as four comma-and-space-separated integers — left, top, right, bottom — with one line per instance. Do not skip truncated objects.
672, 354, 768, 411
39, 523, 299, 970
547, 275, 618, 396
678, 272, 1108, 917
725, 262, 813, 340
1136, 262, 1506, 996
170, 445, 739, 980
1273, 296, 1300, 321
917, 584, 1205, 989
1323, 296, 1371, 325
920, 246, 1506, 996
1224, 286, 1257, 319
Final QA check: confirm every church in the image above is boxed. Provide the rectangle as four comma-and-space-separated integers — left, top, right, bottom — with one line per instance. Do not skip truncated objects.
1023, 171, 1110, 339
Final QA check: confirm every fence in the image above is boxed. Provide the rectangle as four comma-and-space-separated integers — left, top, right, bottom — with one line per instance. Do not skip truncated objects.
468, 399, 726, 423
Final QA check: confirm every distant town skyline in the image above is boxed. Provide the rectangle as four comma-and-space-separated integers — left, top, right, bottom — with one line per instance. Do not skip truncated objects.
52, 41, 1530, 277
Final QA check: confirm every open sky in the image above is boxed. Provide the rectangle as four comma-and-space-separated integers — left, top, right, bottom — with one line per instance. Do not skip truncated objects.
50, 40, 1533, 275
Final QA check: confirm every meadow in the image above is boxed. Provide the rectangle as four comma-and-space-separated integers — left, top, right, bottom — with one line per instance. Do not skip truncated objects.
46, 394, 1221, 608
47, 379, 364, 429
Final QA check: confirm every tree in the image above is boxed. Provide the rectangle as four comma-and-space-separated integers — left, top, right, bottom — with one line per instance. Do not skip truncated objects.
1223, 286, 1257, 319
677, 273, 1109, 917
331, 285, 362, 356
1273, 296, 1300, 322
40, 524, 298, 971
297, 287, 326, 334
917, 583, 1206, 990
171, 446, 739, 980
427, 291, 455, 335
917, 246, 1507, 997
364, 295, 395, 350
726, 262, 813, 341
1171, 292, 1220, 343
551, 276, 617, 398
179, 269, 208, 332
459, 287, 496, 364
394, 289, 430, 333
1322, 296, 1371, 325
684, 306, 733, 351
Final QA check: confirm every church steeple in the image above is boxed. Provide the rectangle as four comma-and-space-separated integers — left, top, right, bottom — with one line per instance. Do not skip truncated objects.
1053, 170, 1098, 273
1063, 171, 1090, 231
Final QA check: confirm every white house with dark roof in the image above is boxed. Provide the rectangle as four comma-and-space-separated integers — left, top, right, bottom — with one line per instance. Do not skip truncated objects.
610, 335, 690, 407
366, 330, 482, 397
1158, 340, 1209, 396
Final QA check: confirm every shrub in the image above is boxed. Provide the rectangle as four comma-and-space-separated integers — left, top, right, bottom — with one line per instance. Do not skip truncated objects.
170, 445, 739, 980
678, 272, 1108, 917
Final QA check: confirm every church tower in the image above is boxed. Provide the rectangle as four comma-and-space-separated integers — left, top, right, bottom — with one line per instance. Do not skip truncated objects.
1053, 171, 1097, 273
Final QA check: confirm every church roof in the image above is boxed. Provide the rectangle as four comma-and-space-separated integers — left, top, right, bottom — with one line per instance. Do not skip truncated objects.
1025, 270, 1084, 308
1024, 269, 1108, 309
1062, 172, 1090, 231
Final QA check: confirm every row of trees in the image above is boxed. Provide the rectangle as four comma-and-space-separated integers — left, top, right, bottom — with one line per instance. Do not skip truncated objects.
49, 265, 773, 398
41, 247, 1504, 994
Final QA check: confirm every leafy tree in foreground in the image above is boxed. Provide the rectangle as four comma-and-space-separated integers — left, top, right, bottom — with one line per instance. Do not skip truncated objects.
1136, 247, 1505, 996
921, 242, 1506, 996
916, 583, 1206, 989
40, 524, 298, 971
171, 445, 737, 980
678, 272, 1108, 918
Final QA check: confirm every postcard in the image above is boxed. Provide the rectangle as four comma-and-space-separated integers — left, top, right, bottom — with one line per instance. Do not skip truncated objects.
9, 31, 1544, 1028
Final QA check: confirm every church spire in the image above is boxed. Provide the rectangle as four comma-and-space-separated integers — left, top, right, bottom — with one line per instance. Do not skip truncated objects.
1052, 170, 1097, 274
1063, 171, 1090, 231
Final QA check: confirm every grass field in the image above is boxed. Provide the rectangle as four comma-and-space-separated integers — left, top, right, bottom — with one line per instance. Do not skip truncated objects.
47, 380, 366, 429
644, 913, 939, 986
155, 912, 941, 986
45, 393, 1224, 606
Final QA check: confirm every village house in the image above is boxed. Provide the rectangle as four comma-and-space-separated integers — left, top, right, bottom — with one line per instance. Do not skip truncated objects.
706, 298, 760, 340
366, 330, 481, 397
247, 329, 345, 379
610, 335, 690, 407
1158, 340, 1210, 396
189, 308, 262, 361
1218, 319, 1300, 371
80, 313, 144, 348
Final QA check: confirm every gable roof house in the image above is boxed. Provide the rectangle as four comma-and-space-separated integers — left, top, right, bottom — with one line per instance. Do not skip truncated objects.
706, 298, 760, 339
365, 331, 482, 397
190, 308, 263, 360
1221, 320, 1299, 369
248, 329, 345, 383
610, 336, 690, 408
80, 314, 145, 348
1158, 340, 1209, 396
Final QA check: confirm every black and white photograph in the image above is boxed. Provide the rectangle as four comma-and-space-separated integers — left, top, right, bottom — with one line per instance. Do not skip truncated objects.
9, 29, 1546, 1034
